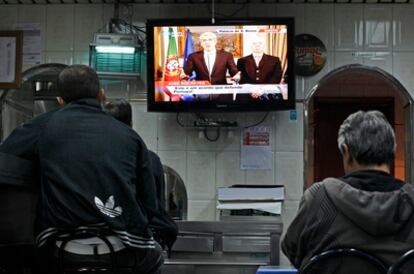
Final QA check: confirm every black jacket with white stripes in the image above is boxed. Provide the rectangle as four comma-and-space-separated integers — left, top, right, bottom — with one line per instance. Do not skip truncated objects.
0, 98, 158, 250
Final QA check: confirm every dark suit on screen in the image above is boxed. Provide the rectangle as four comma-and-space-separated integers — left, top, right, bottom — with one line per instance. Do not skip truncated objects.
183, 50, 239, 102
184, 50, 239, 84
236, 54, 283, 102
237, 53, 282, 84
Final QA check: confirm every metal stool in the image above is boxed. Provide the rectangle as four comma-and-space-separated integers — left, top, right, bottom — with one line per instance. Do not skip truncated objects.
300, 248, 388, 274
387, 249, 414, 274
56, 228, 120, 274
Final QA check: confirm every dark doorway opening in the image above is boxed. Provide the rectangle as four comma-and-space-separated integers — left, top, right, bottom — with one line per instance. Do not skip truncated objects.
313, 97, 394, 183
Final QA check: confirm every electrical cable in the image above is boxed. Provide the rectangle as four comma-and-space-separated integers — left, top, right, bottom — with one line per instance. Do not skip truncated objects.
242, 112, 269, 128
211, 0, 215, 24
203, 127, 220, 142
115, 19, 146, 45
176, 112, 187, 127
94, 15, 146, 44
177, 113, 237, 142
206, 2, 247, 18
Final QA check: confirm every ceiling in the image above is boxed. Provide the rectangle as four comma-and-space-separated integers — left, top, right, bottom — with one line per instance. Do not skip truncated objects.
0, 0, 410, 4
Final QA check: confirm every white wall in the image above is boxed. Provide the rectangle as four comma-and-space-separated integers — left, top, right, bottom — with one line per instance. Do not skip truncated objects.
2, 2, 414, 265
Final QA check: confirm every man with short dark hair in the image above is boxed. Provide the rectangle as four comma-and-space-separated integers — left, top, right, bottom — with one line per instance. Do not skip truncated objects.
57, 64, 101, 102
282, 110, 414, 270
104, 99, 133, 127
0, 65, 163, 273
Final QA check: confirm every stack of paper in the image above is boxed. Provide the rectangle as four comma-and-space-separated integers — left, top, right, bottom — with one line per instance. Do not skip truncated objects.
217, 185, 284, 201
217, 185, 284, 215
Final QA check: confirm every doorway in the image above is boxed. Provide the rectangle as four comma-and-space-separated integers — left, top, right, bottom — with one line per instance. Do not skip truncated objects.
313, 98, 394, 182
304, 64, 413, 188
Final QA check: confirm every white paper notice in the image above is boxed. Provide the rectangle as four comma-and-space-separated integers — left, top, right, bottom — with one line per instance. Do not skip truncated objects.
240, 126, 272, 170
0, 37, 16, 83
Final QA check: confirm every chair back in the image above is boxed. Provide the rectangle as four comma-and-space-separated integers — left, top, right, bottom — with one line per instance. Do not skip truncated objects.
387, 249, 414, 274
300, 248, 388, 274
0, 152, 37, 247
0, 153, 38, 272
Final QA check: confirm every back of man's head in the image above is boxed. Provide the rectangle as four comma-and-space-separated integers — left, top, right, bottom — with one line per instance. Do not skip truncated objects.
57, 64, 100, 103
104, 99, 132, 127
337, 110, 396, 166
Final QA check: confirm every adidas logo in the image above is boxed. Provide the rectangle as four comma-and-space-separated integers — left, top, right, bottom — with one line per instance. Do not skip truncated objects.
94, 195, 123, 218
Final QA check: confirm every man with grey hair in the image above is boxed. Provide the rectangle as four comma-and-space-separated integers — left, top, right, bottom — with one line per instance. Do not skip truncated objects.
282, 110, 414, 270
182, 31, 240, 102
237, 36, 282, 85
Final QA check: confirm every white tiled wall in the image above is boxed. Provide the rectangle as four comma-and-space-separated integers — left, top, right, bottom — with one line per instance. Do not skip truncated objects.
45, 5, 74, 51
393, 5, 414, 51
17, 5, 46, 50
0, 6, 18, 30
157, 113, 187, 151
274, 103, 303, 152
215, 151, 245, 189
364, 5, 392, 51
74, 5, 104, 51
334, 5, 364, 51
2, 2, 414, 266
304, 5, 335, 50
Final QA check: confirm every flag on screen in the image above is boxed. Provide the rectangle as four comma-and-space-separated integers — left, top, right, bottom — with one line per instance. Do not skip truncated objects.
162, 27, 182, 101
164, 27, 180, 82
183, 29, 196, 80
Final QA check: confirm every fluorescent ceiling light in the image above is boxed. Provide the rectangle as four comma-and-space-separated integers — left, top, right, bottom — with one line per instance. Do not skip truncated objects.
95, 46, 135, 54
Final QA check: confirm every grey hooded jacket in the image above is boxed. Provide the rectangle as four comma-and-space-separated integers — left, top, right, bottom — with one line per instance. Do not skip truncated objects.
282, 174, 414, 269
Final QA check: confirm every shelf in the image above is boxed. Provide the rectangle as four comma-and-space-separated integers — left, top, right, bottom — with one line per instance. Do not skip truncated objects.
193, 120, 238, 128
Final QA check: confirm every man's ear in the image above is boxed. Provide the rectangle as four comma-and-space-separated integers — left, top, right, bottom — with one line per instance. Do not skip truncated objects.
97, 88, 106, 103
341, 144, 353, 165
56, 96, 65, 106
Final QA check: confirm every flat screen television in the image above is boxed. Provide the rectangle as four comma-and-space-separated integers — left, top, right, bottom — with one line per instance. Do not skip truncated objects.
146, 18, 295, 112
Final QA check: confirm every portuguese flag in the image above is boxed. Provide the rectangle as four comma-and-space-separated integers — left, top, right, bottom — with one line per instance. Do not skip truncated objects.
164, 28, 180, 82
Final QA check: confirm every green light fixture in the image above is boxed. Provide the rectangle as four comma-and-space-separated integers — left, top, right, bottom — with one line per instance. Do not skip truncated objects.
89, 33, 142, 76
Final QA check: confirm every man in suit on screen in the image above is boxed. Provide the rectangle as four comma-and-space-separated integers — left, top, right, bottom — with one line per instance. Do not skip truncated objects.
236, 36, 284, 102
181, 31, 240, 102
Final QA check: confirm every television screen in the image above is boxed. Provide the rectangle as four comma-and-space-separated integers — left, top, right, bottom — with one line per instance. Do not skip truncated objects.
146, 18, 295, 112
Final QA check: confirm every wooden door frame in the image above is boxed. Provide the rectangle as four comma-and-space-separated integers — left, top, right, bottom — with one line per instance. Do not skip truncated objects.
303, 64, 414, 188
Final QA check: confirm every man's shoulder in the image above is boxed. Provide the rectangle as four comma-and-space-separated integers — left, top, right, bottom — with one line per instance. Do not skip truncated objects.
149, 150, 160, 159
316, 177, 346, 192
304, 178, 344, 199
263, 54, 281, 62
24, 108, 60, 128
149, 150, 162, 168
305, 181, 326, 197
217, 50, 233, 57
189, 51, 203, 57
238, 55, 252, 61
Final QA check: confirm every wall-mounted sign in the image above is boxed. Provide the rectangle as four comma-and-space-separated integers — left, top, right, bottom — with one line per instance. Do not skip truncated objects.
294, 34, 327, 77
0, 31, 23, 89
352, 52, 388, 58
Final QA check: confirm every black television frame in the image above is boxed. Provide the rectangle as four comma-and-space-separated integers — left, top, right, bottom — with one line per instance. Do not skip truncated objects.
146, 18, 295, 113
